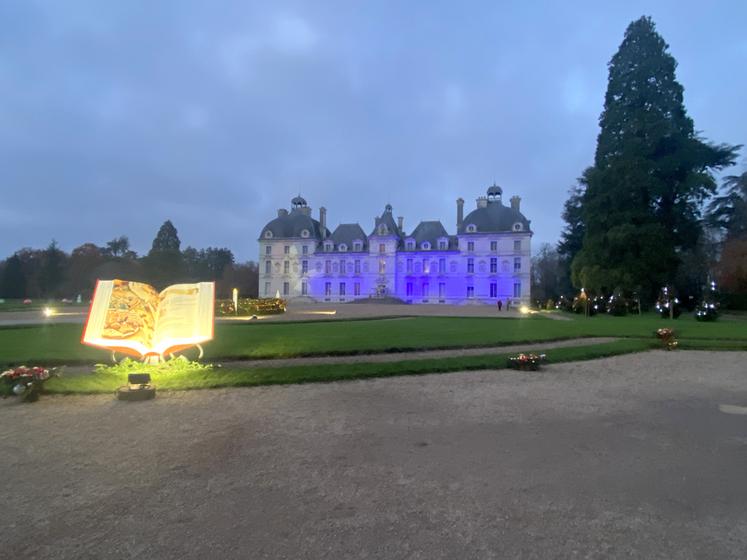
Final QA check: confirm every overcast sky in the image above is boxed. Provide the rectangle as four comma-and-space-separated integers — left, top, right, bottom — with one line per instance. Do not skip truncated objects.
1, 0, 745, 261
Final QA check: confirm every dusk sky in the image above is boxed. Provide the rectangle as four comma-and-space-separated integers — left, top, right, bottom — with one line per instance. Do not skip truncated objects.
1, 1, 745, 262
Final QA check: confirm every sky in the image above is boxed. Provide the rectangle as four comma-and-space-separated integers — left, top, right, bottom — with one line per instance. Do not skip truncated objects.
1, 0, 745, 262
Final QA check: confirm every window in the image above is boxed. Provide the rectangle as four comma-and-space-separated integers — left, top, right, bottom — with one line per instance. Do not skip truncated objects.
407, 258, 413, 273
379, 260, 386, 274
467, 258, 474, 273
339, 282, 346, 296
325, 260, 331, 274
378, 224, 387, 235
422, 241, 430, 250
302, 260, 308, 274
467, 286, 474, 298
467, 241, 474, 252
513, 282, 521, 298
355, 259, 361, 274
264, 231, 273, 238
422, 282, 429, 298
514, 257, 521, 272
439, 282, 445, 298
302, 245, 308, 255
284, 245, 290, 255
264, 282, 270, 295
490, 283, 497, 298
324, 242, 333, 251
325, 282, 332, 296
438, 240, 447, 250
513, 240, 521, 252
406, 282, 413, 296
283, 282, 289, 296
265, 260, 271, 274
406, 240, 415, 250
439, 258, 446, 274
301, 229, 310, 238
354, 282, 360, 296
339, 244, 347, 252
353, 241, 362, 251
265, 245, 272, 255
340, 259, 346, 275
490, 241, 497, 252
466, 224, 476, 233
423, 259, 429, 274
284, 261, 289, 274
490, 257, 497, 273
513, 223, 522, 231
379, 243, 386, 254
301, 281, 307, 295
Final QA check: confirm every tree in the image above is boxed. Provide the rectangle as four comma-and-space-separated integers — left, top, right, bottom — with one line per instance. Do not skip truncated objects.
707, 171, 747, 242
716, 236, 747, 293
39, 241, 68, 298
145, 220, 184, 288
557, 178, 587, 295
66, 243, 105, 298
0, 254, 26, 298
531, 244, 563, 305
569, 16, 739, 301
103, 236, 137, 259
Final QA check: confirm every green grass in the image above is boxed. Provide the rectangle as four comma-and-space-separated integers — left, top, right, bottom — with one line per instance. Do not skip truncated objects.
43, 338, 659, 394
1, 313, 746, 366
0, 299, 87, 312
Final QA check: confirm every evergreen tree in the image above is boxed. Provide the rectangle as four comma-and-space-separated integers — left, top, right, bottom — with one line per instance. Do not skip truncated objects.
39, 240, 67, 298
707, 171, 747, 241
145, 220, 184, 287
0, 254, 26, 298
569, 16, 738, 301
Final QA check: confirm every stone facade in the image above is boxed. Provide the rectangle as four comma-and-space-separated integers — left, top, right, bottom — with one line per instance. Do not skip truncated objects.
259, 186, 532, 305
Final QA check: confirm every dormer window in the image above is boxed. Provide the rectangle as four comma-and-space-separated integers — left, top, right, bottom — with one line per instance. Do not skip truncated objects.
324, 242, 333, 251
421, 241, 431, 250
438, 240, 447, 250
353, 241, 362, 252
513, 223, 523, 231
466, 224, 477, 233
264, 230, 273, 238
301, 229, 310, 238
339, 243, 347, 252
378, 224, 388, 235
406, 240, 415, 250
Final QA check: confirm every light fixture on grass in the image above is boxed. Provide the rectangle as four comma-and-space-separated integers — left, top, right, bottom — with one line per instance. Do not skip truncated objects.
116, 373, 156, 401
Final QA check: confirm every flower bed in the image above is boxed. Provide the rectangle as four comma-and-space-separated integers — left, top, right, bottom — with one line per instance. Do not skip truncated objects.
507, 353, 547, 371
1, 366, 58, 402
215, 297, 286, 316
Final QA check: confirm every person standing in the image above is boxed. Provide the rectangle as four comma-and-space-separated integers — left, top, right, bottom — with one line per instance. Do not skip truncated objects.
497, 299, 503, 311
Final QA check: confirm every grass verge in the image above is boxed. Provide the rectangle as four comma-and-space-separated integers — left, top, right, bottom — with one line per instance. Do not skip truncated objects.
44, 338, 658, 395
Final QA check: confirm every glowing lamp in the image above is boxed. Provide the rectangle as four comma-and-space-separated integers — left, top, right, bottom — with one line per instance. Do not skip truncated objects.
43, 307, 55, 317
519, 305, 530, 314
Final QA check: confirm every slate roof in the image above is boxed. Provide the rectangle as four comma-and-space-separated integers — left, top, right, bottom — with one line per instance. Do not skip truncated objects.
318, 223, 368, 252
259, 209, 330, 240
369, 205, 403, 238
407, 221, 458, 250
459, 200, 531, 234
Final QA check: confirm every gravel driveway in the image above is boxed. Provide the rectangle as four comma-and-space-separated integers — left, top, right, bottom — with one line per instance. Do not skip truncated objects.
2, 350, 747, 559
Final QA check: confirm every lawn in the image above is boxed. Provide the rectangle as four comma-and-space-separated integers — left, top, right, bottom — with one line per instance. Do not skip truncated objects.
43, 339, 658, 394
1, 313, 745, 366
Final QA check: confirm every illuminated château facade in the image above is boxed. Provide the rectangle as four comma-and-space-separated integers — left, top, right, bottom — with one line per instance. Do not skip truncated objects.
258, 185, 532, 305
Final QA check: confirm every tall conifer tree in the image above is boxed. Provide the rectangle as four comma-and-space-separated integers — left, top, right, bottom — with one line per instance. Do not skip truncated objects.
569, 16, 738, 300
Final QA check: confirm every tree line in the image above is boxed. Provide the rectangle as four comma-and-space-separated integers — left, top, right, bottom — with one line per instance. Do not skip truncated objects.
0, 220, 259, 300
532, 16, 746, 308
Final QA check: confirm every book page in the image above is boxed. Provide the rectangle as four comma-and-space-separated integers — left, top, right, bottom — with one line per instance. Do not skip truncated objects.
82, 279, 159, 357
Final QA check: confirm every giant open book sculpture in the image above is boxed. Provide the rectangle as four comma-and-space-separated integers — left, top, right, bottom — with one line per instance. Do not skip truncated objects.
83, 279, 214, 361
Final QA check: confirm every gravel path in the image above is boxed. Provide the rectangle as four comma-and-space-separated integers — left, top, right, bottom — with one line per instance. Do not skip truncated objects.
2, 350, 747, 559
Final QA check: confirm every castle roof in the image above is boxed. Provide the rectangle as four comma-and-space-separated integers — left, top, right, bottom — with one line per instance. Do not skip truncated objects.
408, 221, 458, 250
318, 223, 368, 252
369, 205, 402, 238
259, 209, 329, 240
459, 201, 531, 234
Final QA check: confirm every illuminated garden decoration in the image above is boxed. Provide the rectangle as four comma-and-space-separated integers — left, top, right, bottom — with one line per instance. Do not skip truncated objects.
1, 366, 58, 402
507, 353, 547, 371
82, 279, 215, 363
215, 297, 286, 316
656, 328, 678, 350
655, 286, 681, 319
695, 281, 719, 322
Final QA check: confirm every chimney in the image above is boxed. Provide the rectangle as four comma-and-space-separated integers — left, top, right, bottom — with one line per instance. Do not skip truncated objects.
476, 196, 488, 209
510, 196, 521, 211
277, 208, 288, 217
397, 216, 404, 234
456, 198, 464, 229
319, 206, 327, 239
